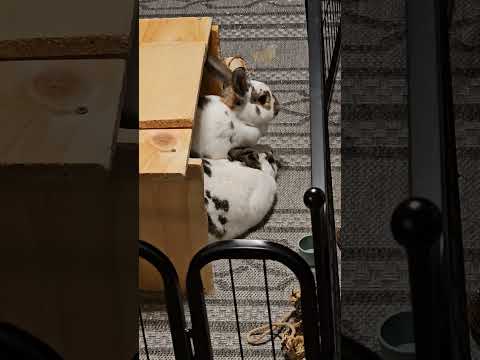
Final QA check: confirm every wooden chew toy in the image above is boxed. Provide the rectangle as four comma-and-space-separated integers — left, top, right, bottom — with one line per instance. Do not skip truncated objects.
224, 56, 248, 72
246, 229, 342, 360
247, 289, 305, 360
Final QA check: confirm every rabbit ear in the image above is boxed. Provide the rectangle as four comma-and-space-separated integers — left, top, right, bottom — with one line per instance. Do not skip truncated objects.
205, 55, 233, 85
232, 68, 249, 97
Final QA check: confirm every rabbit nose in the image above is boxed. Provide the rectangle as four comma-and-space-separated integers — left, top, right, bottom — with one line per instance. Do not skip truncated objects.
273, 94, 280, 116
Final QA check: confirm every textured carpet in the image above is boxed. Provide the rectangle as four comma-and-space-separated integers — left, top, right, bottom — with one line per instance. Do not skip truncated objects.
139, 1, 341, 359
342, 0, 480, 357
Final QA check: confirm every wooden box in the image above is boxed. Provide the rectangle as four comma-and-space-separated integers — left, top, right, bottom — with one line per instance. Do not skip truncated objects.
0, 1, 136, 356
138, 17, 223, 294
0, 59, 137, 359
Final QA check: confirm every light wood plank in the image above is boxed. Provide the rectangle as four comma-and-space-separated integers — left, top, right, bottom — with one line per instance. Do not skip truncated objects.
0, 0, 134, 58
139, 17, 212, 45
139, 129, 192, 176
139, 41, 206, 129
0, 59, 125, 169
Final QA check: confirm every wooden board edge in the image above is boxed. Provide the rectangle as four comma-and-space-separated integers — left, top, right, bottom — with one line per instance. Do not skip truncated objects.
0, 35, 130, 60
187, 158, 203, 167
139, 118, 193, 130
139, 17, 213, 45
210, 24, 220, 57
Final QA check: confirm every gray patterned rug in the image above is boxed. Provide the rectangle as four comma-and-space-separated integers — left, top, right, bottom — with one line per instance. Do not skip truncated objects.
139, 0, 341, 359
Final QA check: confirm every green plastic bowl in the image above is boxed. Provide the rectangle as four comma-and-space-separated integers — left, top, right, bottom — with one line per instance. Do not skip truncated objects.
378, 311, 416, 360
298, 235, 315, 267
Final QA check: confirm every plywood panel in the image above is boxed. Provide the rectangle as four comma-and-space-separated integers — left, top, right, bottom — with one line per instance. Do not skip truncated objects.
139, 17, 212, 45
139, 128, 192, 176
0, 59, 125, 169
139, 41, 206, 129
115, 128, 212, 294
139, 159, 213, 294
0, 58, 134, 359
0, 0, 134, 58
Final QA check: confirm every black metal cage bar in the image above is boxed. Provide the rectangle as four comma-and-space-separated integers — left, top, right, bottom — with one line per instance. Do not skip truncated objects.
322, 0, 341, 110
391, 0, 471, 358
138, 241, 193, 360
304, 0, 342, 358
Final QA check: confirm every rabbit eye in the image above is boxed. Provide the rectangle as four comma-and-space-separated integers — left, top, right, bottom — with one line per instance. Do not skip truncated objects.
258, 94, 267, 105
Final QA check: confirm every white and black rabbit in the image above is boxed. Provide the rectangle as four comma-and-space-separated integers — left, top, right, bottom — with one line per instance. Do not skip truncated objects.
191, 56, 280, 160
203, 145, 280, 242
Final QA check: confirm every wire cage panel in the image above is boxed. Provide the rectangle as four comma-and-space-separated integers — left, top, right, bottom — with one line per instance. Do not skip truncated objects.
186, 240, 323, 360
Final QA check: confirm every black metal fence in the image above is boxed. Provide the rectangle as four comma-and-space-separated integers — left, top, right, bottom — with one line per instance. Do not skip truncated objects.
322, 0, 341, 110
186, 240, 323, 360
305, 0, 342, 356
138, 241, 192, 360
390, 0, 471, 358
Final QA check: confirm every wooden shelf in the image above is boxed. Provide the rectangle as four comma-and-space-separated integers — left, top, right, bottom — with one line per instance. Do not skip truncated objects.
0, 59, 125, 169
139, 128, 192, 176
139, 41, 206, 129
139, 17, 213, 129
